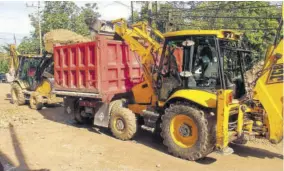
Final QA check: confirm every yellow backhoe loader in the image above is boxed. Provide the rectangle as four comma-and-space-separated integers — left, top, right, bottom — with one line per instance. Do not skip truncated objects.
107, 18, 283, 161
9, 44, 60, 110
10, 52, 57, 110
10, 29, 89, 110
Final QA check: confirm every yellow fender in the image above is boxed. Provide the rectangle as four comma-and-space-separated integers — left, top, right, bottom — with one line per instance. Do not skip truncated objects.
164, 89, 217, 108
35, 79, 52, 97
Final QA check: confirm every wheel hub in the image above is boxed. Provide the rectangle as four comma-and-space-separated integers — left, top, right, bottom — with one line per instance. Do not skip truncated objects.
116, 118, 125, 131
179, 124, 192, 137
80, 111, 86, 117
170, 114, 198, 148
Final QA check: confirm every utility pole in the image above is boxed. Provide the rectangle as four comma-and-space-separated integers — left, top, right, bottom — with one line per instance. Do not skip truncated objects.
26, 1, 42, 55
148, 2, 152, 26
131, 1, 134, 24
155, 1, 160, 30
13, 34, 16, 45
155, 1, 159, 17
38, 1, 42, 56
165, 10, 172, 32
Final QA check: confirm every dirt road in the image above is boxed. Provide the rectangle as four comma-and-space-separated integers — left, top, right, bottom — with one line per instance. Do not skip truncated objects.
0, 84, 282, 171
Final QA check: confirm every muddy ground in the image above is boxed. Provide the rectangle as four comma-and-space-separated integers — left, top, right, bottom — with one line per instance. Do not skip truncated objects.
0, 83, 282, 171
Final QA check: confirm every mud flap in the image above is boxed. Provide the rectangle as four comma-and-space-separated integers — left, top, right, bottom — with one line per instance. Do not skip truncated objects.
63, 97, 76, 116
93, 103, 110, 127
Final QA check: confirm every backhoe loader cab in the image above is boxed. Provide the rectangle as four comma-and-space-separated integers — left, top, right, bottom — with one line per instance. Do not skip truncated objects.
157, 30, 248, 101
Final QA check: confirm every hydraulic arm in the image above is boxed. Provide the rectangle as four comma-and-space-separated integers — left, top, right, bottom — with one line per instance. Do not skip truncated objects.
112, 19, 164, 84
112, 18, 164, 108
9, 44, 20, 75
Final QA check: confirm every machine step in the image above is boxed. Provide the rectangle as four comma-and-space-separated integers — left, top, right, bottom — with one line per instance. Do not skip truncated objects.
215, 147, 234, 156
141, 125, 155, 132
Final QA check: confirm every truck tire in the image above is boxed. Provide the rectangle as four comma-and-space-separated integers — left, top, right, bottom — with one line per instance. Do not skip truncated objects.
74, 108, 92, 124
161, 103, 215, 161
110, 106, 137, 140
11, 83, 25, 105
30, 92, 44, 110
72, 100, 92, 124
110, 99, 127, 114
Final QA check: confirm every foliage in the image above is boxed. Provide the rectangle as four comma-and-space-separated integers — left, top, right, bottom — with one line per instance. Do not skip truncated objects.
0, 44, 10, 54
17, 37, 40, 54
0, 45, 11, 73
19, 2, 100, 54
132, 1, 282, 59
186, 1, 281, 58
0, 59, 9, 73
128, 2, 175, 32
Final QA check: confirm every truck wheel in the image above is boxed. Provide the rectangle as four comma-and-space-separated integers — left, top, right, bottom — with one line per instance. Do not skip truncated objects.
110, 99, 127, 114
110, 107, 137, 140
30, 92, 43, 110
11, 83, 25, 105
74, 108, 92, 124
161, 103, 215, 161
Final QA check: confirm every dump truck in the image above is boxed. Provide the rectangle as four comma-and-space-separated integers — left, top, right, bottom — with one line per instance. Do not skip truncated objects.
55, 18, 283, 161
53, 35, 144, 124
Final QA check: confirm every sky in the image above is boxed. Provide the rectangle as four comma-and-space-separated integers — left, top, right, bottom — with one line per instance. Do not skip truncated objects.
0, 1, 141, 45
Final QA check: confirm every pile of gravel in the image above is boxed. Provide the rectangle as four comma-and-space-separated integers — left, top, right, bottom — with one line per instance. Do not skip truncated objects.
44, 29, 91, 53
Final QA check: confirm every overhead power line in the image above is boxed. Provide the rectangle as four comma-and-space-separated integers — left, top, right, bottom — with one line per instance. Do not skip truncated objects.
167, 23, 278, 31
156, 14, 280, 20
166, 2, 225, 10
165, 4, 282, 12
185, 15, 280, 19
165, 2, 281, 11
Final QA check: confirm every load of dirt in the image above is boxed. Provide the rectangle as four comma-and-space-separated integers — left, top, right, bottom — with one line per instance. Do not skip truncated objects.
245, 60, 265, 84
244, 60, 264, 94
43, 29, 91, 53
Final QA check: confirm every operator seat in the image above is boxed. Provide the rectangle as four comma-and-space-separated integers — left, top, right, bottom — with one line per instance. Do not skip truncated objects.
200, 46, 219, 80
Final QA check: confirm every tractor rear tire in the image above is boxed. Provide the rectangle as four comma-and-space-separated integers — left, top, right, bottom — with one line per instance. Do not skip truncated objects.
161, 103, 215, 161
110, 105, 137, 141
11, 83, 25, 105
30, 92, 44, 110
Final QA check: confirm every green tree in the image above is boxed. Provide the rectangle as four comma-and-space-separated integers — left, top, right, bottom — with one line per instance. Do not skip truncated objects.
0, 59, 9, 73
19, 2, 100, 54
128, 2, 178, 32
82, 3, 101, 33
17, 37, 40, 54
135, 1, 281, 59
186, 1, 281, 59
0, 44, 11, 73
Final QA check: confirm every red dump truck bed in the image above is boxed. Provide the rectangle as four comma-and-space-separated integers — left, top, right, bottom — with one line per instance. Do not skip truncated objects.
53, 36, 143, 101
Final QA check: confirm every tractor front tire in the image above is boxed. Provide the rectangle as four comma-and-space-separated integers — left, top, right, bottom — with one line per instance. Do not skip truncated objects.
11, 83, 25, 105
161, 103, 215, 161
30, 92, 44, 110
110, 105, 137, 141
